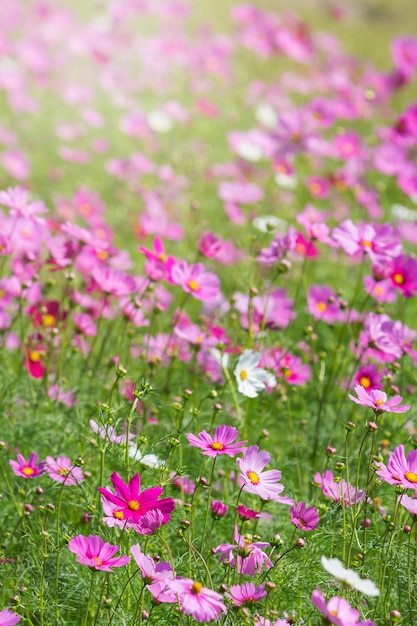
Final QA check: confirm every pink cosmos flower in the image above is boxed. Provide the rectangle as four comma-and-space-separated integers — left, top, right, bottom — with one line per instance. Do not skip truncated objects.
46, 456, 85, 486
187, 425, 247, 458
171, 261, 220, 301
168, 578, 227, 623
400, 494, 417, 516
211, 500, 229, 518
353, 364, 383, 391
348, 385, 410, 413
89, 420, 135, 445
376, 445, 417, 491
0, 609, 21, 625
92, 265, 136, 297
311, 588, 361, 625
389, 254, 417, 297
9, 452, 46, 479
138, 236, 175, 281
314, 471, 364, 507
307, 285, 342, 324
68, 534, 130, 572
236, 445, 287, 502
237, 505, 262, 521
332, 220, 402, 263
98, 472, 175, 525
290, 502, 319, 531
213, 525, 272, 576
130, 543, 174, 587
227, 582, 267, 606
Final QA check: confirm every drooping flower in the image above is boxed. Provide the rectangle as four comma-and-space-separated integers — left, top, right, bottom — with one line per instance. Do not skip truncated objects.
321, 556, 380, 596
236, 445, 290, 502
186, 425, 247, 458
348, 385, 410, 414
167, 578, 227, 623
213, 525, 273, 576
290, 502, 319, 531
314, 470, 364, 507
46, 456, 85, 486
227, 582, 267, 606
234, 350, 269, 398
375, 444, 417, 491
68, 534, 130, 572
98, 472, 175, 525
211, 500, 229, 518
9, 452, 46, 479
130, 543, 174, 587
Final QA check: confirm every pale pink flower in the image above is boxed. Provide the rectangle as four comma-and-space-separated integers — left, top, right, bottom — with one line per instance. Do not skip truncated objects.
68, 534, 130, 572
227, 582, 267, 606
0, 609, 21, 625
171, 261, 220, 301
46, 456, 84, 486
236, 445, 289, 502
187, 425, 247, 458
168, 578, 227, 623
348, 385, 410, 413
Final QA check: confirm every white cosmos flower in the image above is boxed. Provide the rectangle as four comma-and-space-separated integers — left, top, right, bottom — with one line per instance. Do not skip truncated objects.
234, 349, 268, 398
252, 215, 288, 234
274, 172, 297, 190
128, 445, 164, 469
321, 556, 380, 597
255, 103, 277, 128
147, 110, 173, 134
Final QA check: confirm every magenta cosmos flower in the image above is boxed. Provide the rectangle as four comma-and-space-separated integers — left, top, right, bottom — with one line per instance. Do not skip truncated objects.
98, 472, 175, 525
290, 502, 319, 531
168, 578, 227, 623
0, 609, 21, 625
186, 425, 247, 458
9, 452, 46, 479
227, 582, 267, 607
236, 445, 288, 502
376, 444, 417, 491
348, 385, 410, 413
68, 534, 130, 572
171, 260, 220, 301
213, 524, 272, 576
46, 456, 84, 486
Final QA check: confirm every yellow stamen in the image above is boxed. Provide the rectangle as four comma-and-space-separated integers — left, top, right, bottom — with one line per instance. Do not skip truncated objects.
317, 301, 327, 312
239, 370, 247, 381
92, 557, 103, 566
247, 470, 259, 485
210, 442, 224, 451
405, 471, 417, 483
375, 399, 384, 406
58, 468, 70, 476
29, 351, 41, 363
22, 467, 35, 476
188, 280, 199, 291
393, 273, 405, 285
361, 240, 372, 248
42, 314, 56, 328
128, 500, 140, 511
191, 582, 203, 595
114, 511, 124, 520
359, 376, 371, 388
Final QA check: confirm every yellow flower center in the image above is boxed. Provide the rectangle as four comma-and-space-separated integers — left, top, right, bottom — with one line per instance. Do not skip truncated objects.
58, 468, 70, 476
114, 511, 124, 520
158, 253, 167, 262
361, 240, 372, 248
42, 314, 56, 328
359, 376, 371, 388
375, 399, 384, 406
210, 441, 224, 451
128, 500, 140, 511
22, 467, 35, 476
310, 182, 322, 194
29, 350, 41, 362
239, 370, 247, 381
247, 470, 260, 485
97, 250, 109, 261
393, 273, 405, 285
79, 202, 91, 215
317, 301, 327, 312
188, 280, 199, 291
281, 366, 292, 378
191, 582, 203, 595
405, 471, 417, 483
92, 557, 103, 566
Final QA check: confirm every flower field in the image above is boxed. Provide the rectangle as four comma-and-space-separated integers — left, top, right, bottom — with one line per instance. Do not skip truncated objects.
1, 1, 417, 624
